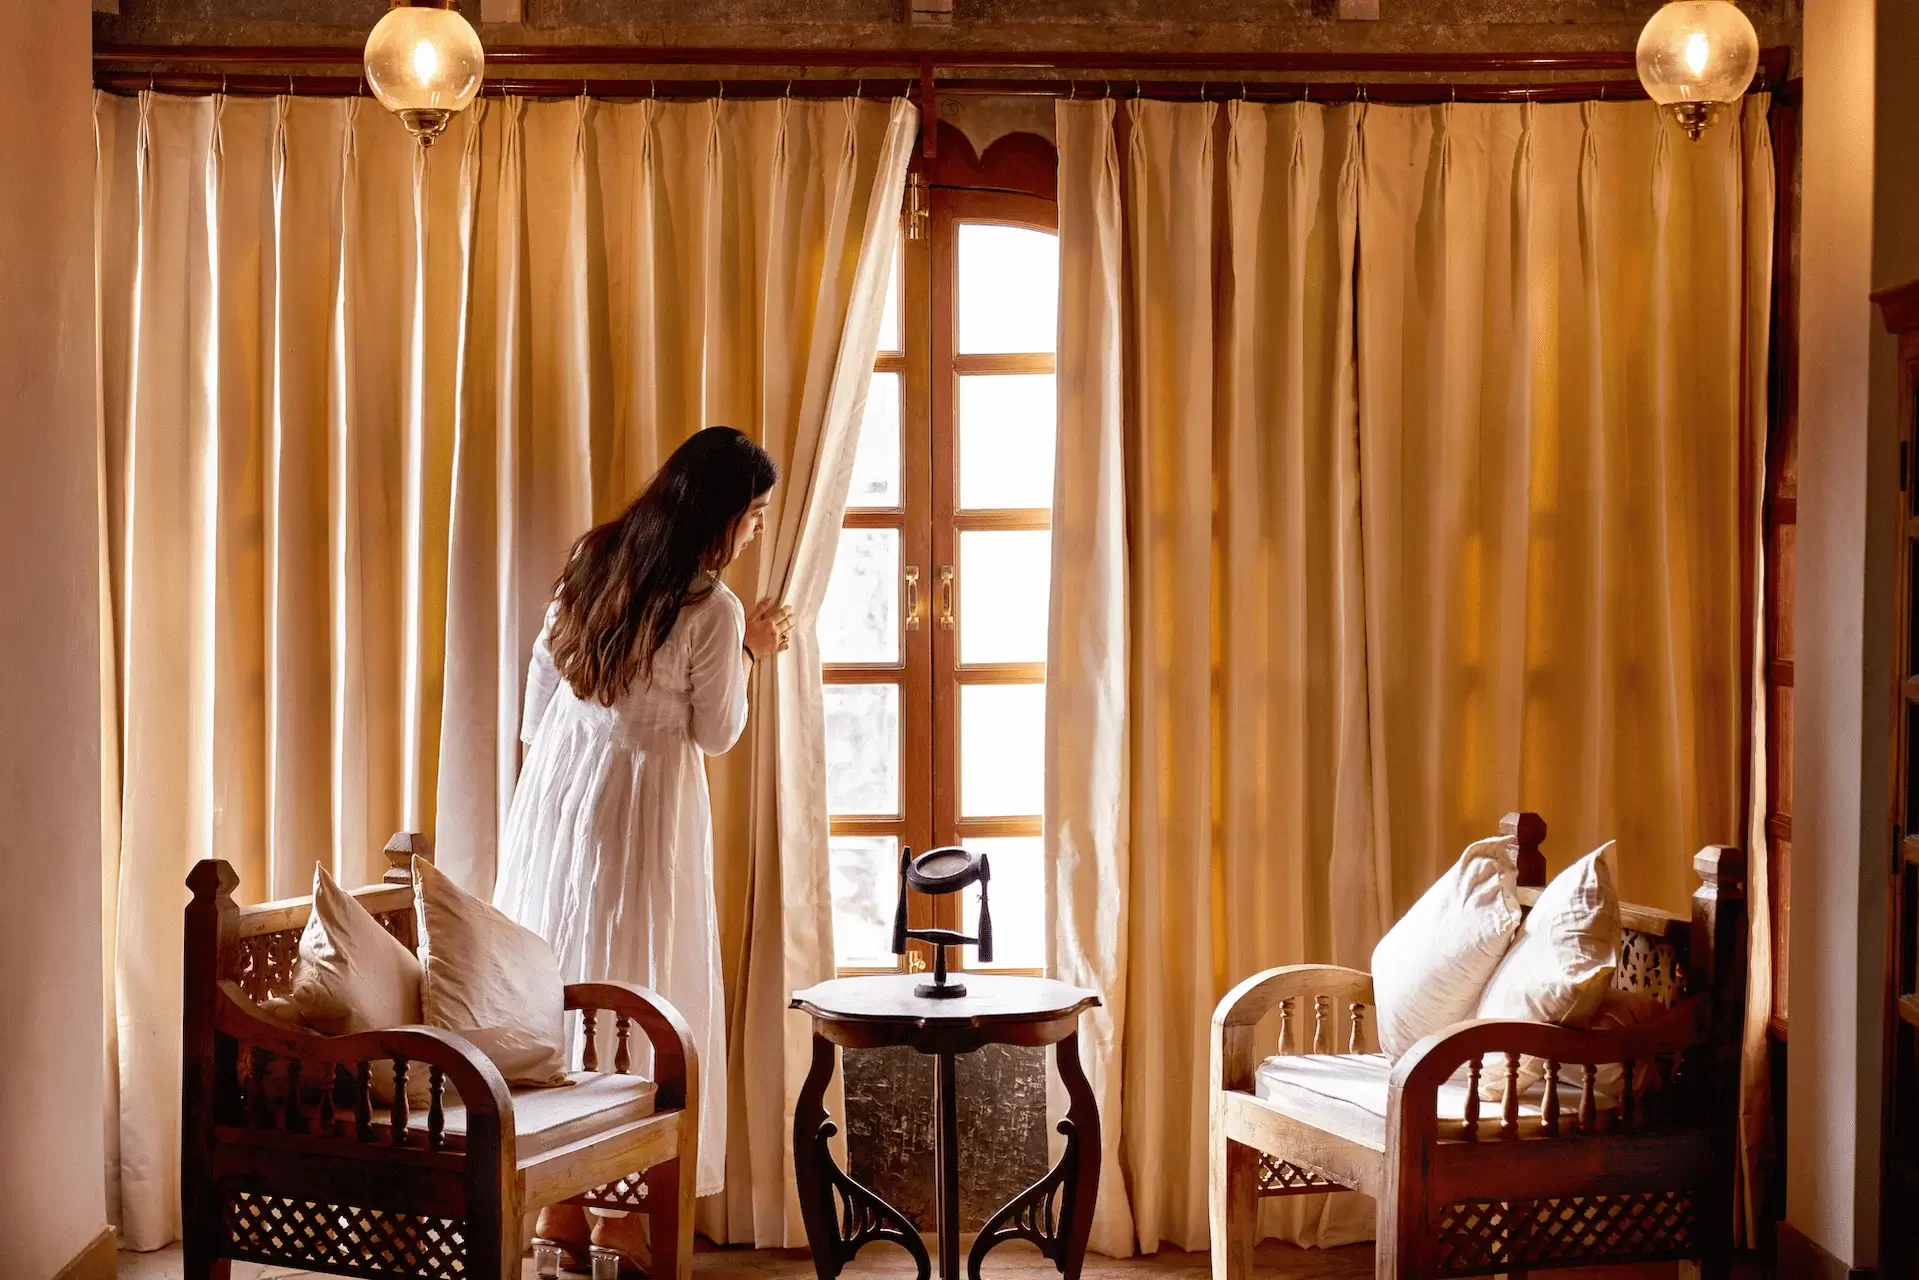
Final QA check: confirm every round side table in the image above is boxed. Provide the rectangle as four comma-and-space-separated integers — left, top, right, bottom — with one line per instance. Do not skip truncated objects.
789, 973, 1102, 1280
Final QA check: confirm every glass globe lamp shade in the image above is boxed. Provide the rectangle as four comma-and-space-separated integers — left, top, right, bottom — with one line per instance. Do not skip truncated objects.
364, 1, 484, 147
1635, 1, 1759, 140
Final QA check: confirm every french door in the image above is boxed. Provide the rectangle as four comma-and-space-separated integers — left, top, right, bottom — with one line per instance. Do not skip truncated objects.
822, 179, 1060, 978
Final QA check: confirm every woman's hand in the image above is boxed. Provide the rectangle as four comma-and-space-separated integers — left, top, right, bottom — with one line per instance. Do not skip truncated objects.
744, 599, 795, 661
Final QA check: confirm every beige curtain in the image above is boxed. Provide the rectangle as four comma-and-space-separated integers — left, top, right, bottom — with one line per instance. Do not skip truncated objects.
1050, 95, 1773, 1254
96, 88, 913, 1251
1050, 96, 1379, 1256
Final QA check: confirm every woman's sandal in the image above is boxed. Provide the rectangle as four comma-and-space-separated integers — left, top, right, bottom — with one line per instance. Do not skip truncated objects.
532, 1237, 594, 1277
532, 1204, 594, 1276
587, 1211, 652, 1279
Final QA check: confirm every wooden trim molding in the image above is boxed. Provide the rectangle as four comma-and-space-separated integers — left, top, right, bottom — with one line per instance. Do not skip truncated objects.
92, 43, 1794, 103
51, 1228, 116, 1280
1777, 1220, 1876, 1280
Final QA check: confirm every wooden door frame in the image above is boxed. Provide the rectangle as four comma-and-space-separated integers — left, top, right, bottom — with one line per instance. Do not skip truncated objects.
1872, 276, 1919, 1279
927, 185, 1058, 954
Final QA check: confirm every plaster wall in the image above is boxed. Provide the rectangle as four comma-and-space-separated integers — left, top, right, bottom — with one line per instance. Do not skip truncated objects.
0, 0, 108, 1275
1783, 0, 1919, 1269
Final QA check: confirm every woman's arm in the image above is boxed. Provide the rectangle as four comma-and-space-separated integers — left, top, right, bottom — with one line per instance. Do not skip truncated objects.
688, 592, 751, 755
520, 601, 563, 747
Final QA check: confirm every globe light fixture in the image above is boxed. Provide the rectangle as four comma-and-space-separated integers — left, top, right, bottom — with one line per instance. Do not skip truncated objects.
1635, 1, 1760, 141
364, 0, 484, 147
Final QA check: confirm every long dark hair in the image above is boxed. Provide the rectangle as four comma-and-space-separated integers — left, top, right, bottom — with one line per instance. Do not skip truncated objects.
550, 426, 779, 705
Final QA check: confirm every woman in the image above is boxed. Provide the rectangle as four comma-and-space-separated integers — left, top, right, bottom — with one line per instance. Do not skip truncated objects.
494, 426, 793, 1269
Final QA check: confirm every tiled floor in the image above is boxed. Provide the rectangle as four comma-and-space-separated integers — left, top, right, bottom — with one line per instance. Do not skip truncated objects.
118, 1240, 1375, 1280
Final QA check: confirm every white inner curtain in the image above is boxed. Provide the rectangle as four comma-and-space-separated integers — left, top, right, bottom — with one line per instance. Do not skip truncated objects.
1050, 95, 1774, 1254
96, 88, 914, 1251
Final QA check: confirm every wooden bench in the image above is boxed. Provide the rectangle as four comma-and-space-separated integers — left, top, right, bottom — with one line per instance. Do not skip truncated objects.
1209, 813, 1747, 1280
180, 833, 699, 1280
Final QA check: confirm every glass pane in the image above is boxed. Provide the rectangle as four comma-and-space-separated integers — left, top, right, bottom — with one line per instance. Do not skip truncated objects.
832, 835, 900, 968
958, 224, 1058, 355
959, 683, 1045, 818
959, 374, 1056, 511
820, 529, 899, 665
845, 371, 901, 510
959, 530, 1050, 666
876, 236, 902, 353
824, 684, 900, 816
961, 837, 1045, 970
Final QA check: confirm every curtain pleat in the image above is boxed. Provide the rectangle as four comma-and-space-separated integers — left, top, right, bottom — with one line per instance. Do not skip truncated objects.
1051, 94, 1772, 1255
97, 89, 913, 1252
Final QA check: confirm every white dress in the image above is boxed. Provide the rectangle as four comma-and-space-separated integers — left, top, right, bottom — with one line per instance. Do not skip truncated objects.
493, 582, 747, 1198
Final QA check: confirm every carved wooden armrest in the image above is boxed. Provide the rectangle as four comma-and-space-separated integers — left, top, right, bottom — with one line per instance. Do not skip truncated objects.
1212, 964, 1377, 1093
213, 979, 513, 1150
564, 981, 700, 1114
1386, 995, 1713, 1142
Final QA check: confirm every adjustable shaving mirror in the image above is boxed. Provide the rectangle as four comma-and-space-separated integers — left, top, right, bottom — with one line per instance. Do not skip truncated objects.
889, 846, 993, 998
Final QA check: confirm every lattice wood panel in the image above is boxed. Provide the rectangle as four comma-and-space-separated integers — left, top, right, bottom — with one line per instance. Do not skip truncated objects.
233, 930, 303, 1004
1255, 1154, 1343, 1196
577, 1172, 652, 1210
1614, 930, 1686, 1007
1433, 1191, 1695, 1274
224, 1190, 468, 1279
233, 911, 413, 1004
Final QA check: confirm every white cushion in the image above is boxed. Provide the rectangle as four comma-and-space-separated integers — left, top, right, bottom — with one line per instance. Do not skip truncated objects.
1254, 1052, 1616, 1148
1473, 842, 1622, 1096
441, 1070, 658, 1162
414, 855, 569, 1087
267, 864, 426, 1105
1370, 836, 1522, 1059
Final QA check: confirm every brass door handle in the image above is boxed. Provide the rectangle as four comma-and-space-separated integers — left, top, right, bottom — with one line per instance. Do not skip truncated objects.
938, 565, 956, 631
904, 566, 922, 631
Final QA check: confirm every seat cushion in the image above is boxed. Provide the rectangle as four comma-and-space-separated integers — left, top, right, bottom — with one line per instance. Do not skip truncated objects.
1254, 1053, 1617, 1147
442, 1070, 658, 1161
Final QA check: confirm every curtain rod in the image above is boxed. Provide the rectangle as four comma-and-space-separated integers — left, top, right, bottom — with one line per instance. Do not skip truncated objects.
95, 42, 1792, 81
100, 72, 1763, 105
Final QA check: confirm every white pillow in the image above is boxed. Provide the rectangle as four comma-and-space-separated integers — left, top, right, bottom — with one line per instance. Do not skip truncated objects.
284, 863, 423, 1034
1371, 835, 1523, 1059
413, 855, 569, 1087
269, 863, 426, 1105
1473, 841, 1621, 1095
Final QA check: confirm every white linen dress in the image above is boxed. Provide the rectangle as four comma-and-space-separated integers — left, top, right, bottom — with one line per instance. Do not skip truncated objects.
493, 582, 748, 1198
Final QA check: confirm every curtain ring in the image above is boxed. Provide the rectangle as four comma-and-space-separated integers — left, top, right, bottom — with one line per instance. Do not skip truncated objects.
1240, 80, 1248, 102
1301, 82, 1309, 104
1102, 79, 1111, 100
1067, 81, 1076, 101
1134, 79, 1142, 98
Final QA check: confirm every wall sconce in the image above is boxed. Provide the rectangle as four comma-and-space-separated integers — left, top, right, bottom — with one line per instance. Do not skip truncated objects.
364, 0, 485, 147
1635, 1, 1759, 141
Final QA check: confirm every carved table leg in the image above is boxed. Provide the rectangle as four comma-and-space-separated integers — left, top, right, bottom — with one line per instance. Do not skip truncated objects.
968, 1032, 1103, 1280
792, 1030, 931, 1280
